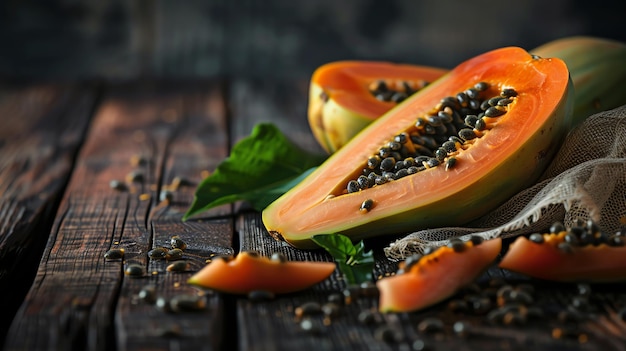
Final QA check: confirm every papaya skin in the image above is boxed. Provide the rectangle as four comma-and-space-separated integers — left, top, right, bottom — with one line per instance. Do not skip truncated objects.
377, 238, 502, 313
531, 36, 626, 127
308, 61, 447, 153
499, 232, 626, 282
263, 47, 573, 249
187, 251, 336, 294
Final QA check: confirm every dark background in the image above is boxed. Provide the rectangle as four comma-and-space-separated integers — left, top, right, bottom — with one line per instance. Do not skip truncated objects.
0, 0, 625, 82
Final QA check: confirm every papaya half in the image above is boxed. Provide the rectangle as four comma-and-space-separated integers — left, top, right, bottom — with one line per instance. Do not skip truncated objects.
499, 221, 626, 282
263, 47, 573, 249
308, 61, 447, 153
377, 237, 502, 313
310, 36, 626, 152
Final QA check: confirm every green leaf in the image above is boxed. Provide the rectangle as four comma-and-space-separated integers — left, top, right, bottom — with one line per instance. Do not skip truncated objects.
312, 233, 375, 285
183, 123, 326, 220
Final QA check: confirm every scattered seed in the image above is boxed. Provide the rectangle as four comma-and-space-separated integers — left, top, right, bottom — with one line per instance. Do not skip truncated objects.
124, 263, 144, 278
104, 248, 125, 260
125, 171, 144, 183
412, 339, 430, 351
169, 294, 206, 313
166, 260, 190, 272
453, 320, 472, 338
360, 199, 374, 213
166, 248, 184, 261
129, 154, 147, 166
300, 318, 321, 334
148, 247, 168, 260
109, 180, 127, 191
295, 302, 322, 319
159, 190, 173, 203
170, 236, 187, 250
321, 302, 341, 318
138, 285, 157, 304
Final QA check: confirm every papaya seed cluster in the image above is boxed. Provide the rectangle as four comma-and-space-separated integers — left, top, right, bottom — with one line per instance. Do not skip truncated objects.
346, 82, 517, 194
369, 79, 430, 103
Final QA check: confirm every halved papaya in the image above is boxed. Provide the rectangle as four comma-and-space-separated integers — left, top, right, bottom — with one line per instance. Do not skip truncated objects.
309, 37, 626, 152
308, 61, 447, 153
187, 251, 336, 294
377, 237, 502, 313
263, 47, 573, 249
499, 222, 626, 282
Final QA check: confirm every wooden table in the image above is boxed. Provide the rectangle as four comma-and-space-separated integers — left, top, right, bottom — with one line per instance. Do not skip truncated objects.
1, 80, 626, 351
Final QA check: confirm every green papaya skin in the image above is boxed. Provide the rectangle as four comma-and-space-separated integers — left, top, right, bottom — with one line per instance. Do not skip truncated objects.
532, 36, 626, 127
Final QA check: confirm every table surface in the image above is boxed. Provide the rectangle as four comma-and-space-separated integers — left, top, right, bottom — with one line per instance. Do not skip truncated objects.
1, 80, 626, 351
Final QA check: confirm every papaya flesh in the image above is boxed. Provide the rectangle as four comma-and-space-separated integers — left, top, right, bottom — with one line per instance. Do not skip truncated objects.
187, 251, 336, 294
531, 36, 626, 127
310, 36, 626, 152
263, 47, 573, 249
377, 237, 502, 313
499, 221, 626, 282
308, 61, 447, 153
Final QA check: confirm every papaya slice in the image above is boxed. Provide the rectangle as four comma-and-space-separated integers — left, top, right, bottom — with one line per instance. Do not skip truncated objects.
499, 221, 626, 282
187, 251, 336, 294
377, 237, 502, 313
308, 61, 447, 153
263, 47, 572, 249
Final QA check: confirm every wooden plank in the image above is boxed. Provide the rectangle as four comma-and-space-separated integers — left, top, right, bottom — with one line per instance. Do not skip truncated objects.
4, 81, 233, 351
0, 83, 98, 346
116, 82, 234, 351
227, 79, 626, 351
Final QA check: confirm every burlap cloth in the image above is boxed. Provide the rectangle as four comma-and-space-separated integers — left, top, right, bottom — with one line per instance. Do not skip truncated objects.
385, 105, 626, 260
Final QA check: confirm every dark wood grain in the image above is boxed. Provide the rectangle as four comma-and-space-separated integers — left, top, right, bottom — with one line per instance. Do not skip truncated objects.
0, 84, 98, 347
3, 81, 233, 351
2, 79, 626, 351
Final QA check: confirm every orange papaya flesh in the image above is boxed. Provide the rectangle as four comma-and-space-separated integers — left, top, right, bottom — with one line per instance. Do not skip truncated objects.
377, 237, 502, 313
499, 227, 626, 283
308, 61, 447, 153
187, 251, 336, 294
264, 47, 573, 249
